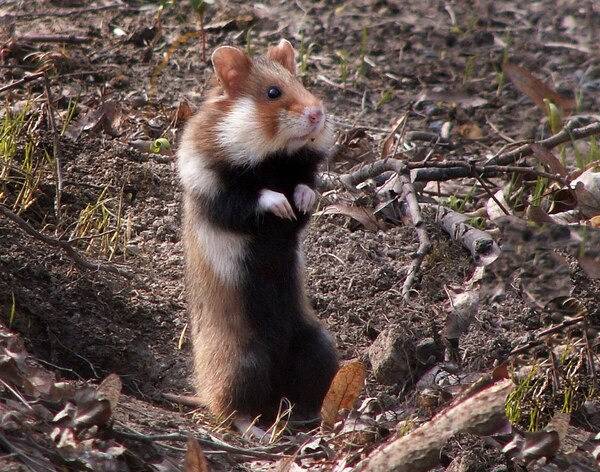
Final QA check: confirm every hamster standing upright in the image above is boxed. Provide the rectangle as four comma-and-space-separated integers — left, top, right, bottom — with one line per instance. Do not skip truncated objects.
177, 39, 339, 432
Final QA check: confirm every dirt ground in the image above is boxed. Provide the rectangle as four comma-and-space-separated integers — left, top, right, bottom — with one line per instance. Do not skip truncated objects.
1, 1, 599, 471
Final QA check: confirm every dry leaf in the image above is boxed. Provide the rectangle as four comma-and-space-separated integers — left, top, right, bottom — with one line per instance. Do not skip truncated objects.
321, 359, 366, 429
319, 204, 382, 231
173, 99, 194, 127
65, 101, 122, 140
572, 170, 600, 217
525, 205, 555, 224
444, 289, 479, 341
590, 215, 600, 228
530, 143, 567, 177
486, 189, 511, 220
185, 436, 210, 472
502, 63, 575, 114
458, 123, 483, 140
381, 113, 407, 158
97, 373, 121, 413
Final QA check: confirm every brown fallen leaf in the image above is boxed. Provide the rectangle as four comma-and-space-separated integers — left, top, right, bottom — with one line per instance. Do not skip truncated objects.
525, 205, 555, 224
530, 143, 568, 177
185, 436, 210, 472
321, 359, 366, 429
318, 204, 382, 231
65, 101, 122, 140
173, 99, 194, 127
590, 215, 600, 228
502, 62, 575, 114
381, 113, 407, 158
97, 373, 121, 413
572, 170, 600, 217
458, 122, 483, 140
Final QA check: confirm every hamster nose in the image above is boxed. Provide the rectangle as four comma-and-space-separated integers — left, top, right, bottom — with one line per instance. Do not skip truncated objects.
307, 108, 323, 124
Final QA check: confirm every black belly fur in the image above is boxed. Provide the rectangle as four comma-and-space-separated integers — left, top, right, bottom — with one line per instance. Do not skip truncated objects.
196, 147, 338, 418
202, 147, 324, 337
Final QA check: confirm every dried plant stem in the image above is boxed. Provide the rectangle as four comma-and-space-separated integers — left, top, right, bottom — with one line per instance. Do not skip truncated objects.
1, 3, 136, 19
15, 34, 90, 44
509, 315, 586, 356
43, 75, 63, 221
318, 121, 600, 190
0, 72, 45, 95
0, 204, 131, 279
398, 175, 431, 300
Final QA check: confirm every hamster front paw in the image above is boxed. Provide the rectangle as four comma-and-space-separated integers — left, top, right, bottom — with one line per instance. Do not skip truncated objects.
293, 184, 317, 214
258, 189, 296, 220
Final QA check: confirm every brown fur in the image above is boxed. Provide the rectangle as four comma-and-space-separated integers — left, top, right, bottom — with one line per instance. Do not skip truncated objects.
179, 41, 337, 424
183, 194, 248, 416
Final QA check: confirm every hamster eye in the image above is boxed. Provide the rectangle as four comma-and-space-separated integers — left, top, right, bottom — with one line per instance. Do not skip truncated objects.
267, 86, 282, 100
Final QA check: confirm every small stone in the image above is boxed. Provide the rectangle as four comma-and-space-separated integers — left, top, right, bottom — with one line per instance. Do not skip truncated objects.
368, 329, 415, 385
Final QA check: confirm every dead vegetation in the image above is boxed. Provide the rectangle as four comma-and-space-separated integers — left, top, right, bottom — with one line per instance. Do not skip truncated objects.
1, 0, 600, 471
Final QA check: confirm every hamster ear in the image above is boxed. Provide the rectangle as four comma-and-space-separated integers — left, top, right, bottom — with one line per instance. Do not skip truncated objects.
211, 46, 251, 96
267, 39, 296, 74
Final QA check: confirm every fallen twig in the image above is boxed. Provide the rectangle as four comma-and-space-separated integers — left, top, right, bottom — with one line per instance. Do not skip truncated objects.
509, 315, 586, 357
357, 378, 514, 472
490, 120, 600, 165
0, 3, 138, 19
319, 122, 598, 188
421, 204, 500, 266
0, 204, 132, 279
0, 72, 45, 95
398, 175, 431, 299
15, 34, 90, 44
318, 159, 406, 191
43, 75, 63, 221
114, 429, 285, 460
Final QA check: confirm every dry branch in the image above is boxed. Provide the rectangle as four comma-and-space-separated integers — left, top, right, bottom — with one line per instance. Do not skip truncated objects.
490, 120, 600, 166
114, 429, 285, 460
318, 121, 599, 188
0, 204, 132, 279
43, 75, 63, 221
358, 378, 514, 472
0, 3, 137, 19
398, 175, 431, 299
422, 204, 500, 265
509, 315, 586, 356
0, 72, 45, 95
15, 34, 90, 44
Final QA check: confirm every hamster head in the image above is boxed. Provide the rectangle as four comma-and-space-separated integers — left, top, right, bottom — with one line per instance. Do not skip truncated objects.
211, 39, 335, 166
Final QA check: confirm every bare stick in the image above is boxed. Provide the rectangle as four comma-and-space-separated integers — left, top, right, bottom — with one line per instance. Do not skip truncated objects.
162, 392, 204, 407
398, 175, 431, 300
0, 204, 132, 279
421, 204, 500, 265
490, 120, 600, 165
469, 165, 510, 215
43, 75, 62, 221
358, 379, 514, 472
318, 122, 599, 188
509, 315, 586, 356
1, 3, 137, 19
114, 429, 284, 460
0, 72, 45, 95
318, 159, 406, 191
15, 34, 90, 44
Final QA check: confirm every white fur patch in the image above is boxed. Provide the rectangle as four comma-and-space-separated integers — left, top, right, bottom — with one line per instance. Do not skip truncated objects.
216, 97, 279, 166
306, 119, 336, 156
177, 142, 218, 196
216, 98, 336, 164
195, 219, 248, 285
